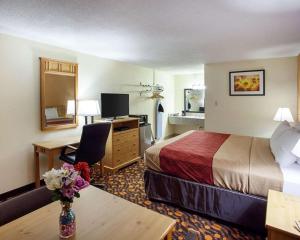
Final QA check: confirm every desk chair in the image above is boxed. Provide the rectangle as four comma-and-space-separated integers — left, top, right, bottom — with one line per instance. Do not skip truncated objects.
60, 122, 111, 186
0, 186, 52, 226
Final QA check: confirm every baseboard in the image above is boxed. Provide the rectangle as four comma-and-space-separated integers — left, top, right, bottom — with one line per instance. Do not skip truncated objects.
0, 180, 45, 202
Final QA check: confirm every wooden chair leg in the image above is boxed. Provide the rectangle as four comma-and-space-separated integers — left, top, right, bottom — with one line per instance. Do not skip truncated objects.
99, 161, 103, 177
90, 161, 105, 189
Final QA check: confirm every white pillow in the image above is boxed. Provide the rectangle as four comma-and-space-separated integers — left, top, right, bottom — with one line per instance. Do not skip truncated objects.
271, 128, 300, 167
270, 121, 290, 151
45, 107, 59, 120
293, 122, 300, 129
290, 123, 300, 164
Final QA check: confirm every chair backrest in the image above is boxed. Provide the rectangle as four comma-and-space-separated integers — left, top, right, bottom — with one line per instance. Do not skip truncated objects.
75, 122, 111, 165
0, 186, 52, 226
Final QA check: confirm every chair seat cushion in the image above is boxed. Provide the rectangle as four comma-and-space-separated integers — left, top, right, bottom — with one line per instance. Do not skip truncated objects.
59, 153, 76, 164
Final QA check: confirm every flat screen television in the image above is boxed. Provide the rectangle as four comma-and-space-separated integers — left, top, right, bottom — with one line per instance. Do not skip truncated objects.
101, 93, 129, 118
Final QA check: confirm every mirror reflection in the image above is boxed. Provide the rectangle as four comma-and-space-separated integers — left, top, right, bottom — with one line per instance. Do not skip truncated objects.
184, 89, 205, 113
44, 74, 76, 126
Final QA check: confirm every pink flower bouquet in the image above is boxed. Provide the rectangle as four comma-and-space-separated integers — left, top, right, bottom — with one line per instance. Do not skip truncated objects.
43, 163, 90, 202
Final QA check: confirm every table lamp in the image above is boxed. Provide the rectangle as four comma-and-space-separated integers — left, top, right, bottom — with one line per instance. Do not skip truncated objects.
66, 100, 75, 115
273, 107, 294, 122
78, 100, 100, 124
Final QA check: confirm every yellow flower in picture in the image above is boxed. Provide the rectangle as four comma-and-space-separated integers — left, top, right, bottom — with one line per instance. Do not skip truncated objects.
234, 74, 260, 92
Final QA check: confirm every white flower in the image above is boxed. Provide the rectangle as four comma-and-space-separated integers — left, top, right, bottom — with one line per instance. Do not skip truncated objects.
64, 170, 78, 186
43, 168, 65, 190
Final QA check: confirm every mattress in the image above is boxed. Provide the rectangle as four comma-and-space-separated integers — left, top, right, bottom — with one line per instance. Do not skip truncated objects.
281, 163, 300, 196
145, 130, 283, 197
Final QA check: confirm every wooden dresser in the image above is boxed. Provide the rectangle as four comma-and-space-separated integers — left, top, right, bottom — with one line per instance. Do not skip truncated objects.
100, 118, 140, 173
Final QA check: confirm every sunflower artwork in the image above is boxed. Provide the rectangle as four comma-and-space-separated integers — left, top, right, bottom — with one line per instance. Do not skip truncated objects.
234, 74, 259, 91
229, 70, 265, 96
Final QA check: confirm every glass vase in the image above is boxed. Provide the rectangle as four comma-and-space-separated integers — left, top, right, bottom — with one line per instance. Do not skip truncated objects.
59, 201, 76, 239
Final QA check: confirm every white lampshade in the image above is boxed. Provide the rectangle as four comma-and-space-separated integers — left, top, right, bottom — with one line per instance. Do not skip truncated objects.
78, 100, 100, 116
273, 108, 294, 122
292, 139, 300, 158
66, 100, 75, 115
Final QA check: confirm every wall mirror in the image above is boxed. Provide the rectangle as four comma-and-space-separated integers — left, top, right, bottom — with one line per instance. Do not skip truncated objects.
40, 58, 78, 131
184, 88, 205, 113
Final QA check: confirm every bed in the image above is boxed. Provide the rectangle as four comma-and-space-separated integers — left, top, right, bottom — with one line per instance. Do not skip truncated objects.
144, 130, 300, 233
45, 106, 74, 125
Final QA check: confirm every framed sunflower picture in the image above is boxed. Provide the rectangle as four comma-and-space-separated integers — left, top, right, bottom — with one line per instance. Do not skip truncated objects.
229, 70, 265, 96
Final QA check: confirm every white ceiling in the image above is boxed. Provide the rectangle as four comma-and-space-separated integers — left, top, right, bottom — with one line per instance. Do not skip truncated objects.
0, 0, 300, 71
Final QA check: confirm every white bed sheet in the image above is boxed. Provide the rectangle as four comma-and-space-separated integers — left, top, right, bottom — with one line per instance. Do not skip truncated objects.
281, 163, 300, 196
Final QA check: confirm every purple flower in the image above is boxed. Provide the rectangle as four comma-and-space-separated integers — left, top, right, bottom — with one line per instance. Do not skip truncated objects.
74, 175, 89, 190
62, 163, 74, 171
61, 186, 77, 199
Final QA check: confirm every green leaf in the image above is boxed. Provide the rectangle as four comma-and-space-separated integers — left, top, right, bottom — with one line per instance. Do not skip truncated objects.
75, 192, 80, 198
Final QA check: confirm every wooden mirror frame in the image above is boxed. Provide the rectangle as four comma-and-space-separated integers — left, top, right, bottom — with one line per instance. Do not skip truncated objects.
40, 57, 78, 131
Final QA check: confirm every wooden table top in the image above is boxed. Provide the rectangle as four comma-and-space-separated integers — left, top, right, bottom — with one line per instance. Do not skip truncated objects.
33, 136, 81, 150
266, 190, 300, 237
0, 186, 175, 240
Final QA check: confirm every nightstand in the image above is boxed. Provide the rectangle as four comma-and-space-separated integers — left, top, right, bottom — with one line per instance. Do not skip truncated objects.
266, 190, 300, 240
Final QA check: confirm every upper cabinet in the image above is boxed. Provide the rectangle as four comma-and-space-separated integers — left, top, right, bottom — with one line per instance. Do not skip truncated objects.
40, 58, 78, 131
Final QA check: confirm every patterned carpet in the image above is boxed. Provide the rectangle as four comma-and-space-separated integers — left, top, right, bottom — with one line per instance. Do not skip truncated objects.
96, 159, 263, 240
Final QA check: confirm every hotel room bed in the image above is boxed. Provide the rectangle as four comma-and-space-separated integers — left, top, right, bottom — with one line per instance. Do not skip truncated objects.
281, 163, 300, 196
144, 130, 298, 233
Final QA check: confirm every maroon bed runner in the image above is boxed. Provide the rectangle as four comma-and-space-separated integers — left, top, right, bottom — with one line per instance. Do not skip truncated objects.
159, 131, 230, 184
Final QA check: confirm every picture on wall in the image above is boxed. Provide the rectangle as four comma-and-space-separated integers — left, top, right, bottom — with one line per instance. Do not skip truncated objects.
229, 69, 265, 96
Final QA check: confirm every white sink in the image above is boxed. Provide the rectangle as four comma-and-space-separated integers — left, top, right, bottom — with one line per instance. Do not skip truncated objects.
168, 114, 205, 126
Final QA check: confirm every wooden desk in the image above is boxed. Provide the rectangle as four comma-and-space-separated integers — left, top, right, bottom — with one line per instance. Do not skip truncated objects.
266, 190, 300, 240
33, 136, 80, 188
0, 186, 176, 240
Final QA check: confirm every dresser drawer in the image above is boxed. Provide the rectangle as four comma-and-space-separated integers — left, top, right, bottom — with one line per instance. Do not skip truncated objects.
114, 154, 124, 165
113, 152, 134, 165
113, 129, 138, 146
113, 145, 139, 166
128, 150, 139, 159
126, 129, 138, 140
113, 141, 138, 153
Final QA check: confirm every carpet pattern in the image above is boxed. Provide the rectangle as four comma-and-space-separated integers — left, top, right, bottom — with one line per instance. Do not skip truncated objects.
96, 160, 262, 240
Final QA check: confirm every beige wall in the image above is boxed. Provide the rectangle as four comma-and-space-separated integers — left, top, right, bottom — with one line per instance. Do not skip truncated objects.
174, 73, 204, 113
0, 34, 174, 194
156, 71, 175, 138
172, 74, 205, 134
205, 57, 298, 137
